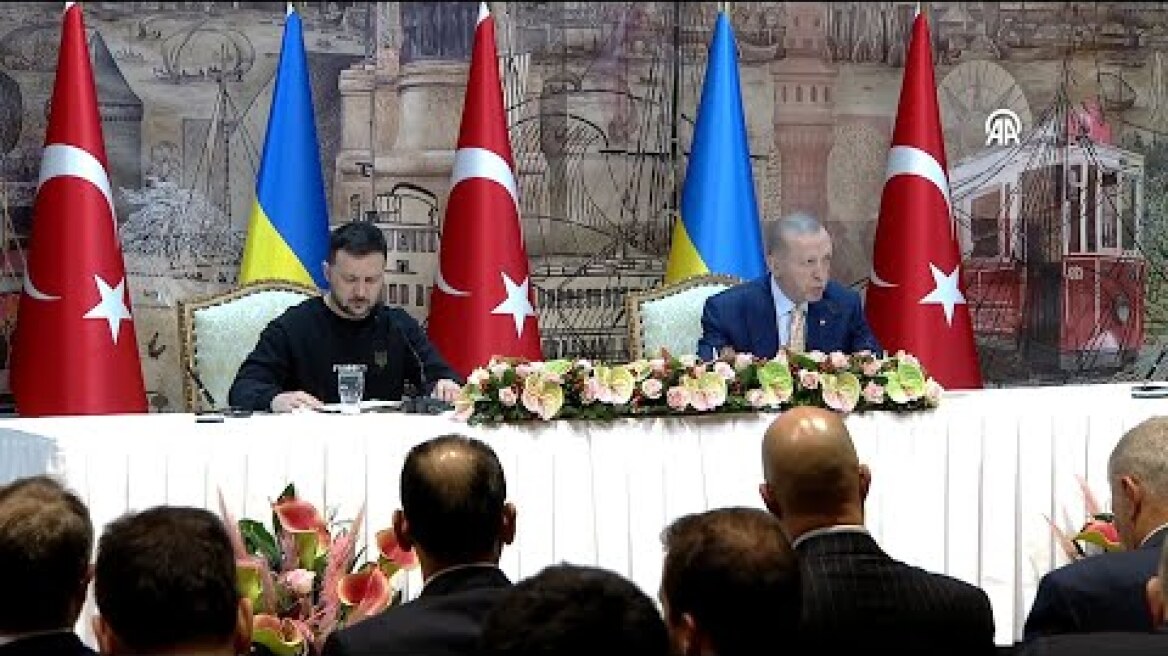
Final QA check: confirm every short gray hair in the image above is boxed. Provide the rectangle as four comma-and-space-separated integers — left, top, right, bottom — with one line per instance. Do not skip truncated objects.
765, 212, 826, 256
1108, 417, 1168, 500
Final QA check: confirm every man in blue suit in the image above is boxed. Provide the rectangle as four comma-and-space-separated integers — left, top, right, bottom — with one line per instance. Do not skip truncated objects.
697, 212, 881, 360
1024, 416, 1168, 640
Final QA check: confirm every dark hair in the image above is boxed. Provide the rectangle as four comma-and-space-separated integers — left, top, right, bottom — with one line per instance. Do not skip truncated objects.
0, 476, 93, 632
328, 220, 388, 262
479, 563, 671, 656
95, 506, 239, 652
660, 507, 802, 656
400, 434, 507, 563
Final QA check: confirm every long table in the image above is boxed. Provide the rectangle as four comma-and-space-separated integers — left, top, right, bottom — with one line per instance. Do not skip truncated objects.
3, 382, 1166, 646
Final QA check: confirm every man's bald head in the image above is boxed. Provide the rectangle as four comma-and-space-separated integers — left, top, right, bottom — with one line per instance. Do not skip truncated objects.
760, 407, 868, 525
400, 434, 509, 564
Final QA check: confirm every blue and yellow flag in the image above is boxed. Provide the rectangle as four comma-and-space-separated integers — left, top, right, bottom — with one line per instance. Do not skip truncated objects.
239, 7, 330, 289
664, 12, 766, 283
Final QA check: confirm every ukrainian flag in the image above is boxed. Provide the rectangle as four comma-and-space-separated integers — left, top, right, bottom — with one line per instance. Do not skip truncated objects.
239, 7, 330, 289
664, 12, 766, 283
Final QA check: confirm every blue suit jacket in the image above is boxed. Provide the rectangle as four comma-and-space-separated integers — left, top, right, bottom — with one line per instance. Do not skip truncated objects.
697, 276, 881, 359
1023, 527, 1168, 640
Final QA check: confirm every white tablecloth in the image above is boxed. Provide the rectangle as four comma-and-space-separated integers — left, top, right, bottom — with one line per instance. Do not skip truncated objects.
3, 382, 1166, 646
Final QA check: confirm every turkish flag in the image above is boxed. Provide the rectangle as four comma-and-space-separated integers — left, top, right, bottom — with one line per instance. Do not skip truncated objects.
427, 2, 542, 378
864, 12, 983, 390
10, 3, 147, 416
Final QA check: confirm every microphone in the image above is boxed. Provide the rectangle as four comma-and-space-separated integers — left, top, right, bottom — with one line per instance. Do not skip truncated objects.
383, 309, 449, 414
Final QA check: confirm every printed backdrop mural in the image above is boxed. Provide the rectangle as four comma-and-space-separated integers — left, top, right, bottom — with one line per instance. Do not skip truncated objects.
1, 1, 1167, 412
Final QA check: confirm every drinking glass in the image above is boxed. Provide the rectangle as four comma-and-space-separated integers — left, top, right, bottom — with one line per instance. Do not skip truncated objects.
334, 364, 366, 414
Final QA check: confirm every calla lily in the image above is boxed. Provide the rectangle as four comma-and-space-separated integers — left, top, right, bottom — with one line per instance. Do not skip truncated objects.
273, 498, 329, 569
236, 558, 264, 607
252, 614, 306, 656
757, 360, 794, 403
375, 528, 417, 573
338, 565, 392, 623
821, 372, 861, 413
1075, 516, 1122, 551
273, 498, 326, 533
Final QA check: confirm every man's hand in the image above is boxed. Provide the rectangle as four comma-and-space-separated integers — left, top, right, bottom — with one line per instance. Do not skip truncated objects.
271, 391, 323, 413
430, 378, 462, 404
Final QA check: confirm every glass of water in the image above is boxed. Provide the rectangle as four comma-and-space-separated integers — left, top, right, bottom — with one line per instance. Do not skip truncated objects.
334, 364, 366, 414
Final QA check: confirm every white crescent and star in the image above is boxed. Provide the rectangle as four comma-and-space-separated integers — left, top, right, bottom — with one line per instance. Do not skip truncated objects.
83, 274, 132, 343
436, 143, 534, 340
869, 144, 968, 325
24, 141, 131, 344
490, 272, 536, 338
918, 263, 967, 327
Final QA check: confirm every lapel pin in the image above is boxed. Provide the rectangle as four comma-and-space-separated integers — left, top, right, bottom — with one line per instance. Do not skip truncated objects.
819, 319, 826, 326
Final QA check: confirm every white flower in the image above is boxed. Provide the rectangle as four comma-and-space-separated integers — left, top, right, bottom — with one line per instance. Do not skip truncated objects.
498, 387, 518, 407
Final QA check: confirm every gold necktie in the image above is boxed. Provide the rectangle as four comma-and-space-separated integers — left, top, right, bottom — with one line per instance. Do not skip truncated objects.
788, 305, 806, 353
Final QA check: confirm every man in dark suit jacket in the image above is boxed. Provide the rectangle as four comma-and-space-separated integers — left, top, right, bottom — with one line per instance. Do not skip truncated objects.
1024, 417, 1168, 640
0, 477, 95, 656
1019, 517, 1168, 655
760, 407, 996, 655
321, 434, 516, 656
698, 212, 880, 360
92, 507, 252, 656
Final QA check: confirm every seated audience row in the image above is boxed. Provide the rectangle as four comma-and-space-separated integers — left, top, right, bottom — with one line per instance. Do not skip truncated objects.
9, 414, 1168, 656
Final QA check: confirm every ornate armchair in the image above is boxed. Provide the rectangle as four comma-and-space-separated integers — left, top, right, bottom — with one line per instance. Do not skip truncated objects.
177, 279, 320, 412
625, 273, 743, 361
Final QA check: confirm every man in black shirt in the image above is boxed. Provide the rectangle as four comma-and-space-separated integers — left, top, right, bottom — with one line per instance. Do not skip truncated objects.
228, 221, 460, 413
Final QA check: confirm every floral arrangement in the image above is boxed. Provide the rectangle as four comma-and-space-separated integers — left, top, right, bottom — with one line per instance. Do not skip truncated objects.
1047, 477, 1121, 561
219, 485, 417, 656
450, 348, 943, 425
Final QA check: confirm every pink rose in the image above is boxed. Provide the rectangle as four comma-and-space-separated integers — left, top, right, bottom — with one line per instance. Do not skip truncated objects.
467, 368, 490, 386
862, 381, 884, 404
734, 352, 754, 370
498, 387, 518, 407
828, 351, 850, 370
745, 389, 767, 408
666, 386, 690, 411
798, 369, 821, 390
925, 378, 944, 405
650, 358, 667, 375
806, 350, 827, 364
581, 377, 602, 405
641, 378, 664, 399
515, 363, 534, 377
861, 359, 883, 377
279, 569, 316, 596
712, 361, 735, 380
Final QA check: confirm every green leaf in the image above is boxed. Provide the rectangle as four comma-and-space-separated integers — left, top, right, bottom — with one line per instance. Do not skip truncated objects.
239, 518, 280, 568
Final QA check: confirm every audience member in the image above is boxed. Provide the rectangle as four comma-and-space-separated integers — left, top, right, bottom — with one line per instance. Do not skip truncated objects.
92, 506, 250, 656
322, 434, 516, 656
478, 563, 671, 656
660, 506, 802, 656
760, 406, 995, 654
697, 212, 881, 360
0, 476, 95, 656
1019, 533, 1168, 654
1024, 416, 1168, 639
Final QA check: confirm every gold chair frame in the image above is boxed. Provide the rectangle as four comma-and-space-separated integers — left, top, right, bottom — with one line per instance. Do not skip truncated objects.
624, 273, 743, 361
177, 278, 320, 412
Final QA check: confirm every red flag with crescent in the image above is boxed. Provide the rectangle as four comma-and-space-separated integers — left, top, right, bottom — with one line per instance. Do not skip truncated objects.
864, 11, 983, 390
427, 2, 542, 377
10, 3, 147, 416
